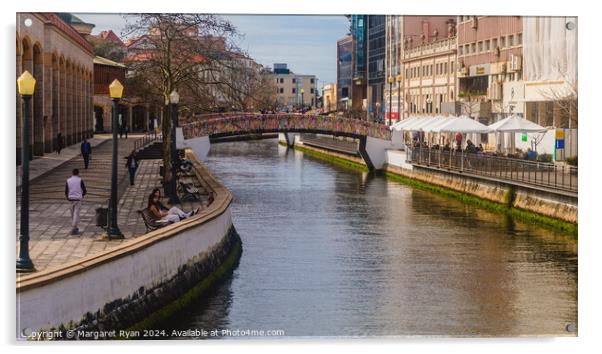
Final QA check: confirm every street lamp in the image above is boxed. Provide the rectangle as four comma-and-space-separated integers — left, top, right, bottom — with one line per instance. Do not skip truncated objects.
169, 90, 180, 205
388, 76, 394, 126
300, 88, 305, 111
396, 74, 402, 122
107, 79, 124, 240
17, 71, 36, 272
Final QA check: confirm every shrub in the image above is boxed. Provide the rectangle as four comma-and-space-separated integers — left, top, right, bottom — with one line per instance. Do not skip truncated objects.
537, 153, 553, 163
566, 156, 578, 166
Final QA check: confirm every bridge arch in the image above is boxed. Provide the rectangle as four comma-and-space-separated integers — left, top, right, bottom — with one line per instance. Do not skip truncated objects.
178, 114, 400, 170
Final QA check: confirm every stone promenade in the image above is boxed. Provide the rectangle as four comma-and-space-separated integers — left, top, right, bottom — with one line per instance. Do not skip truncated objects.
16, 136, 208, 272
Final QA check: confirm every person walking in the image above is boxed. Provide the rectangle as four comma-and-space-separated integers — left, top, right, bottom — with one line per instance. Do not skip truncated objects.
65, 168, 87, 235
125, 125, 129, 139
56, 132, 64, 155
125, 151, 139, 186
80, 138, 92, 169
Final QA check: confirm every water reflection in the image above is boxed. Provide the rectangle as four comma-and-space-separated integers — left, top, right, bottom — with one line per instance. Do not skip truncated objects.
164, 139, 576, 338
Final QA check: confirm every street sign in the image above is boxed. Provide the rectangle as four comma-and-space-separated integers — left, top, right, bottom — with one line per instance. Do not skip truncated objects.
556, 140, 565, 149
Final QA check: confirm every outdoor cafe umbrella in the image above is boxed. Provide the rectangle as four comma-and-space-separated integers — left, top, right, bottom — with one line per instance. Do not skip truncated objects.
487, 115, 547, 153
418, 116, 450, 132
433, 116, 489, 133
487, 114, 547, 132
401, 117, 439, 131
391, 116, 421, 130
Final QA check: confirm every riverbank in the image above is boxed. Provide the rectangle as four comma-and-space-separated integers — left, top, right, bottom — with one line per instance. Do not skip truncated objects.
16, 149, 242, 339
282, 140, 577, 235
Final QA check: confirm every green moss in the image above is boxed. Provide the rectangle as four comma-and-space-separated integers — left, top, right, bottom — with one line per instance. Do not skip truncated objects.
124, 237, 243, 333
383, 171, 577, 236
292, 144, 369, 172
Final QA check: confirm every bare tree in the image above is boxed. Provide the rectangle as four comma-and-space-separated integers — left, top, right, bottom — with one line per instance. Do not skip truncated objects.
538, 65, 578, 129
122, 13, 237, 185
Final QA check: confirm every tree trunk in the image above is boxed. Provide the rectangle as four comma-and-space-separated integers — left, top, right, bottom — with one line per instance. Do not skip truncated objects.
162, 102, 172, 186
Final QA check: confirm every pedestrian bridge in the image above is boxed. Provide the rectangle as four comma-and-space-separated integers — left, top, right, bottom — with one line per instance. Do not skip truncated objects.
176, 113, 402, 170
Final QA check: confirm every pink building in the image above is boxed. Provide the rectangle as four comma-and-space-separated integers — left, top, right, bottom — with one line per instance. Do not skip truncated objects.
456, 16, 523, 123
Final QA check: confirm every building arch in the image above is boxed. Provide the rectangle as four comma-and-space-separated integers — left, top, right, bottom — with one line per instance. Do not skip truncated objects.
65, 59, 74, 144
51, 52, 60, 151
32, 42, 45, 156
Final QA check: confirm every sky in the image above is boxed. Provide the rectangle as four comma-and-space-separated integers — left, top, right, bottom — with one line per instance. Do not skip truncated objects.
73, 13, 349, 91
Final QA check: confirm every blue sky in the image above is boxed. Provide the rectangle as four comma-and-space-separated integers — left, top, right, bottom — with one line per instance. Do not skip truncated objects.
74, 13, 349, 90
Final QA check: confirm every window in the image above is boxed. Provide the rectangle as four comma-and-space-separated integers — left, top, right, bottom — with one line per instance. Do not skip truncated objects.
451, 61, 454, 72
492, 38, 498, 49
499, 36, 506, 48
459, 46, 463, 55
279, 88, 284, 94
471, 43, 476, 53
444, 62, 448, 74
508, 35, 514, 46
478, 41, 483, 52
310, 78, 315, 84
517, 33, 522, 45
430, 65, 433, 76
310, 88, 314, 94
485, 39, 490, 51
292, 88, 296, 94
292, 78, 296, 84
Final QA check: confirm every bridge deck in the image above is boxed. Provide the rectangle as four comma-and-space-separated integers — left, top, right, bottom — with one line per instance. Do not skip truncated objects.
181, 114, 392, 141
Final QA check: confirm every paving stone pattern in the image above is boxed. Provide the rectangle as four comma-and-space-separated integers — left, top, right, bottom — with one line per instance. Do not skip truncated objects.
16, 137, 207, 272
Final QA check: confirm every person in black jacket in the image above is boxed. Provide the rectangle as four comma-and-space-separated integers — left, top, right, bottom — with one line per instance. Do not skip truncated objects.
125, 151, 139, 186
80, 139, 92, 169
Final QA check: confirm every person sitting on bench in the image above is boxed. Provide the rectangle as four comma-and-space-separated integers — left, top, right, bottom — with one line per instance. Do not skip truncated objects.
147, 188, 198, 223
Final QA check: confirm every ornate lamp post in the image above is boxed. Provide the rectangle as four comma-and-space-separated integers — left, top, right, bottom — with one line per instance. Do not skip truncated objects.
169, 90, 180, 205
300, 88, 305, 111
107, 79, 124, 240
17, 71, 36, 272
396, 74, 402, 122
388, 76, 394, 126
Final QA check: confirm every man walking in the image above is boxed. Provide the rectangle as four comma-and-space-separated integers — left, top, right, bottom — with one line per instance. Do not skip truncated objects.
81, 138, 92, 169
56, 132, 64, 155
65, 168, 87, 235
125, 151, 139, 186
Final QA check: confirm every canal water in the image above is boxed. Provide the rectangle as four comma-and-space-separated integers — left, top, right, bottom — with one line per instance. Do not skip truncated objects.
166, 139, 577, 338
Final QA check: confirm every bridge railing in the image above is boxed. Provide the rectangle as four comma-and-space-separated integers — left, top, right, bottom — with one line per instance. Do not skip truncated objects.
181, 114, 392, 140
407, 146, 578, 194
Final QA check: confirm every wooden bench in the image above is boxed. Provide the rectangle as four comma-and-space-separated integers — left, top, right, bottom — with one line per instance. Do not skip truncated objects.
137, 208, 170, 232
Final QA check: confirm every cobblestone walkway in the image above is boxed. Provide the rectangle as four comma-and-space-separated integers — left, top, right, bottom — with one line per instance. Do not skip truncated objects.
16, 138, 207, 272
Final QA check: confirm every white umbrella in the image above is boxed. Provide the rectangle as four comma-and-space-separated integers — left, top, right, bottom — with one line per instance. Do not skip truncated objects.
391, 116, 421, 130
488, 115, 547, 132
436, 116, 489, 133
402, 117, 438, 131
419, 116, 450, 132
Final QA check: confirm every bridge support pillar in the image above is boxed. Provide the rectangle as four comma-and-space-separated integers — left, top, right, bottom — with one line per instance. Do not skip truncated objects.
279, 132, 299, 148
176, 127, 210, 160
358, 136, 402, 171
